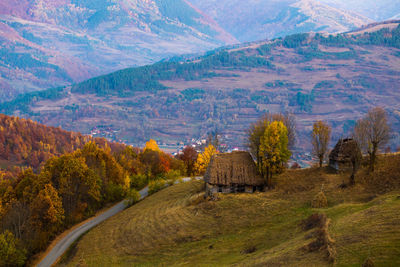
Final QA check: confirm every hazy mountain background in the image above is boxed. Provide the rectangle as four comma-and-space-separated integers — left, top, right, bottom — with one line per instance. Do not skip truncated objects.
319, 0, 400, 21
3, 0, 399, 100
0, 0, 236, 98
187, 0, 372, 42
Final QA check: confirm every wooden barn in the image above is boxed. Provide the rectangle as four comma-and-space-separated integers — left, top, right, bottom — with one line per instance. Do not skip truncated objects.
204, 151, 265, 196
329, 138, 362, 171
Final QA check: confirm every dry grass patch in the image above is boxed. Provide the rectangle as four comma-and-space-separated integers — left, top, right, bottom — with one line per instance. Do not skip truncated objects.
59, 154, 400, 266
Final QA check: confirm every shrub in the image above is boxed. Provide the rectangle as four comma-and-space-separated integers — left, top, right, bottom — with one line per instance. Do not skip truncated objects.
125, 189, 141, 206
0, 230, 27, 267
104, 183, 125, 202
164, 170, 181, 185
130, 174, 148, 190
312, 191, 328, 208
148, 179, 166, 195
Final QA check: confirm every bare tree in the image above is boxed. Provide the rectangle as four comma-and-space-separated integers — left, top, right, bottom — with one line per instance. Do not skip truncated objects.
354, 107, 390, 172
344, 140, 362, 185
311, 121, 331, 168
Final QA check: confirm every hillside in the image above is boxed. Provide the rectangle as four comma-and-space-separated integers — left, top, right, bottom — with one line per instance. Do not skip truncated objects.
0, 113, 126, 170
0, 0, 385, 100
0, 0, 236, 98
3, 22, 400, 159
59, 154, 400, 266
320, 0, 400, 21
187, 0, 372, 42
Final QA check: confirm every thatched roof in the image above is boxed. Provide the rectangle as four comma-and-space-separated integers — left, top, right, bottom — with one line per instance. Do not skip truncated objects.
329, 138, 361, 163
204, 151, 265, 186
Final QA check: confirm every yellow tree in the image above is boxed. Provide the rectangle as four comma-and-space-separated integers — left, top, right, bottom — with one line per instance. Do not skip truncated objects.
259, 121, 291, 188
194, 144, 217, 175
311, 121, 331, 168
30, 184, 65, 231
30, 184, 65, 250
144, 139, 160, 152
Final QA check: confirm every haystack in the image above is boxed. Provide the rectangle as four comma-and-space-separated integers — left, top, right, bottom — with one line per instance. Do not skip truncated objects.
204, 151, 265, 195
329, 138, 362, 171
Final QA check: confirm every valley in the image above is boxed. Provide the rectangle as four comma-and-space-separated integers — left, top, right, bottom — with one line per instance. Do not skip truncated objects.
3, 23, 400, 162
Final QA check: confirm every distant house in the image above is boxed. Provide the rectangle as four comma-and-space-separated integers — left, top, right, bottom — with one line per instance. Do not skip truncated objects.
204, 151, 265, 196
329, 138, 362, 171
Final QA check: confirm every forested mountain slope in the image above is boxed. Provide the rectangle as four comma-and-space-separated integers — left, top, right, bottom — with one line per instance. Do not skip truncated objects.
0, 113, 126, 170
0, 0, 385, 100
0, 0, 236, 99
2, 22, 400, 158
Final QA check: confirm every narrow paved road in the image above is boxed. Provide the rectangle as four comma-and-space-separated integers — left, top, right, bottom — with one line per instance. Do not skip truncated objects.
37, 177, 199, 267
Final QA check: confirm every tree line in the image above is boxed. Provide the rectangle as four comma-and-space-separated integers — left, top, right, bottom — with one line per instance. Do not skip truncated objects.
0, 116, 195, 266
247, 107, 392, 188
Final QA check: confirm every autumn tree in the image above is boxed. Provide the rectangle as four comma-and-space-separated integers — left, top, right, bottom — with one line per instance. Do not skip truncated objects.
178, 146, 198, 176
144, 139, 160, 152
42, 155, 101, 224
0, 230, 26, 267
194, 144, 217, 175
247, 113, 296, 164
258, 121, 291, 187
76, 142, 128, 202
354, 107, 390, 172
311, 121, 331, 168
30, 184, 64, 231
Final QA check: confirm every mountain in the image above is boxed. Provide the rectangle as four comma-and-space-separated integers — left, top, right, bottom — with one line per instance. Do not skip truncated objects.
319, 0, 400, 21
2, 21, 400, 162
0, 0, 237, 99
1, 0, 383, 101
0, 113, 126, 170
186, 0, 373, 42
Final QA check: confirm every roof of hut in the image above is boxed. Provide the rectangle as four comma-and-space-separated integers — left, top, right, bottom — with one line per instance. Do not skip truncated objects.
204, 151, 265, 186
329, 138, 362, 163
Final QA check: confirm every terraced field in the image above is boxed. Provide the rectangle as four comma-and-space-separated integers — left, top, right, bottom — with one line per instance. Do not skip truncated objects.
59, 155, 400, 266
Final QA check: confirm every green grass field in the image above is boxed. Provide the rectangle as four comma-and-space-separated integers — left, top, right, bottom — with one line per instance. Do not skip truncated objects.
59, 156, 400, 266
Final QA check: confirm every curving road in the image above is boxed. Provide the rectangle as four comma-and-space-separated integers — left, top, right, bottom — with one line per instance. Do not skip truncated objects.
37, 177, 199, 267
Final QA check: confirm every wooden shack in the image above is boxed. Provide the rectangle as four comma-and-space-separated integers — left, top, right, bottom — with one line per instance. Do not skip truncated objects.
329, 138, 362, 171
204, 151, 265, 196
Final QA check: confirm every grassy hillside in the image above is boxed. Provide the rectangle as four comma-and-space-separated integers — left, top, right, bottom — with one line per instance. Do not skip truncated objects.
59, 154, 400, 266
2, 22, 400, 156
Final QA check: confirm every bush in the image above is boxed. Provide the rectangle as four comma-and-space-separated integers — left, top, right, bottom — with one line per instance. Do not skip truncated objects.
164, 170, 181, 185
130, 174, 148, 190
312, 191, 328, 208
148, 179, 166, 195
125, 189, 141, 206
104, 183, 125, 202
0, 230, 27, 267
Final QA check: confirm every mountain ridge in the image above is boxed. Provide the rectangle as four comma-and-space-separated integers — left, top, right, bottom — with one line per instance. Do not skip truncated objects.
0, 0, 383, 100
2, 21, 400, 162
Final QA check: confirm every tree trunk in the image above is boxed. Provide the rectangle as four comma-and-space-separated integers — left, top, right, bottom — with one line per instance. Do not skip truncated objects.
319, 155, 323, 168
349, 174, 355, 186
369, 144, 377, 172
350, 158, 356, 186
